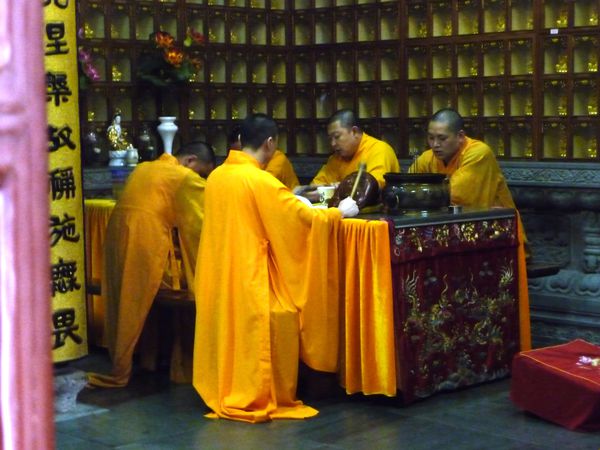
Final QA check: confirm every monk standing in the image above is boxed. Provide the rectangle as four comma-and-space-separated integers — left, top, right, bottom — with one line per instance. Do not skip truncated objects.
88, 141, 216, 388
194, 114, 359, 422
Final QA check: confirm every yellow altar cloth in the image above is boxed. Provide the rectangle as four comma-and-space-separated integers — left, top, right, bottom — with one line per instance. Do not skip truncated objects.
84, 198, 116, 347
339, 219, 397, 395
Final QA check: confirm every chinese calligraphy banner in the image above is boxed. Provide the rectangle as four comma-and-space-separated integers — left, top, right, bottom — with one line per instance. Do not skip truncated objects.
44, 0, 88, 362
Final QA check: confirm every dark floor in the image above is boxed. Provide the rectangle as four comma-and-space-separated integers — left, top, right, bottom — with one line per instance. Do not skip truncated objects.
55, 349, 600, 450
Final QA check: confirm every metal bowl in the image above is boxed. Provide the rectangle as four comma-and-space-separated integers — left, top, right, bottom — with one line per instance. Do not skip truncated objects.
382, 172, 450, 215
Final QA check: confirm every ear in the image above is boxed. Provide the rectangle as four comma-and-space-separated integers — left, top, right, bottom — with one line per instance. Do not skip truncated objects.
182, 155, 198, 167
262, 136, 275, 154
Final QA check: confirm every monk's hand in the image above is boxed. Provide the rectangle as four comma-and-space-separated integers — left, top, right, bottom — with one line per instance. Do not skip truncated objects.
293, 185, 312, 195
337, 196, 359, 218
294, 185, 321, 203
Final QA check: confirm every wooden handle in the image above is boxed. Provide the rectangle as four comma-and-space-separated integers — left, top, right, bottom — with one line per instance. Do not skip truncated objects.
350, 162, 367, 199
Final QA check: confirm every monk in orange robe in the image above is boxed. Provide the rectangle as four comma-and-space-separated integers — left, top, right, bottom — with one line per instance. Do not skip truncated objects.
194, 114, 359, 422
309, 109, 400, 190
410, 107, 531, 350
88, 142, 216, 388
228, 124, 299, 189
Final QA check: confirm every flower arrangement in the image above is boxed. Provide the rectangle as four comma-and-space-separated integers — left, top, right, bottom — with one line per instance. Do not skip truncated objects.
77, 27, 101, 89
137, 28, 206, 87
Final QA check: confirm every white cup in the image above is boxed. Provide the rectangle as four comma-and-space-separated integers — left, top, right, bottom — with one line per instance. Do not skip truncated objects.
126, 148, 139, 167
316, 186, 336, 203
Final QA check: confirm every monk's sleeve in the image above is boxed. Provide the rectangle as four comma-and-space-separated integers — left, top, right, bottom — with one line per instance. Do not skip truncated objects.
408, 152, 430, 173
449, 146, 498, 207
366, 144, 400, 187
256, 181, 343, 371
311, 157, 336, 186
174, 173, 207, 293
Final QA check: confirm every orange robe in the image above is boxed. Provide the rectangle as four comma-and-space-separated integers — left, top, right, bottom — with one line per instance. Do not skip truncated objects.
194, 150, 343, 422
88, 154, 207, 387
265, 150, 299, 189
410, 137, 531, 350
311, 133, 400, 188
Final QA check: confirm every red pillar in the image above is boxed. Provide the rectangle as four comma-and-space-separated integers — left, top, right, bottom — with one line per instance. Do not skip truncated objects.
0, 1, 55, 448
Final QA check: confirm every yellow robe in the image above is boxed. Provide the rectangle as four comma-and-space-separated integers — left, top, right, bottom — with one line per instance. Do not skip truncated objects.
410, 136, 531, 350
194, 150, 343, 422
311, 133, 400, 188
410, 137, 517, 210
88, 154, 206, 387
265, 150, 299, 189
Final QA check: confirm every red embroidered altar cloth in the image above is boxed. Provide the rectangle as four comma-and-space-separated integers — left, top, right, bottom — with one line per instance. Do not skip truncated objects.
388, 210, 521, 403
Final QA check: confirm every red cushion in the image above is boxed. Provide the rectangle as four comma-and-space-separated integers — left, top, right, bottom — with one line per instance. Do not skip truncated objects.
511, 339, 600, 431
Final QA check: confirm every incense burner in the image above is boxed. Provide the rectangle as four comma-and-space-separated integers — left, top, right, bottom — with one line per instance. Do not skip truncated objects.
382, 173, 450, 215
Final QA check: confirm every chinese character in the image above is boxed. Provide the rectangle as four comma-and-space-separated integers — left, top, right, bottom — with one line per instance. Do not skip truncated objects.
51, 308, 83, 349
43, 0, 69, 9
49, 167, 76, 200
50, 213, 80, 247
45, 22, 69, 56
46, 72, 72, 107
51, 257, 81, 297
48, 124, 76, 152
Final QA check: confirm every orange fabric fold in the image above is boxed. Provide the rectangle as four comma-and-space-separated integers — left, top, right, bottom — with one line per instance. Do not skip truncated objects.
84, 198, 116, 348
516, 212, 531, 351
339, 219, 397, 396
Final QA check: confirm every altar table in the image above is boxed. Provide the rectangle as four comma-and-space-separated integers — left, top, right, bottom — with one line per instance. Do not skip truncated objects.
83, 200, 527, 401
383, 208, 525, 403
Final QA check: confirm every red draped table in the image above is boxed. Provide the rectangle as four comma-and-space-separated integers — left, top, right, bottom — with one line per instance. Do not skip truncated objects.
348, 207, 523, 402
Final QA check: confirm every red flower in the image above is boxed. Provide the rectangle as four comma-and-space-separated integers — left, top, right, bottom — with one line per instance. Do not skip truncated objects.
155, 31, 175, 49
186, 27, 205, 45
164, 48, 184, 67
138, 27, 207, 87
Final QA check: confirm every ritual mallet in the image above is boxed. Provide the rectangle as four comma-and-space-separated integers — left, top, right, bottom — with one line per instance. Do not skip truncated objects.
350, 161, 367, 200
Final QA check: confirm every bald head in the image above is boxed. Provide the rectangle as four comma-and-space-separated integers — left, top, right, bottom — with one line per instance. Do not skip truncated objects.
176, 141, 216, 178
240, 113, 278, 150
429, 108, 464, 134
327, 109, 360, 130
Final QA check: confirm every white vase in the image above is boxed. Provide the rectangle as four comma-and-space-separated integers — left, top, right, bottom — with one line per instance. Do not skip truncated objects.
157, 116, 178, 155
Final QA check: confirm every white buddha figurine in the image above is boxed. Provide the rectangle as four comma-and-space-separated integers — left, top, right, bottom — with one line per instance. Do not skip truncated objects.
107, 110, 131, 151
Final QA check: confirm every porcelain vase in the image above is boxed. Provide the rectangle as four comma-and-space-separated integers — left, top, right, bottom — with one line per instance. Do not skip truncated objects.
157, 116, 178, 155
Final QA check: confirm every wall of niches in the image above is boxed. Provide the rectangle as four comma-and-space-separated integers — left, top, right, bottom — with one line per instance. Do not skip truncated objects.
78, 1, 600, 162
